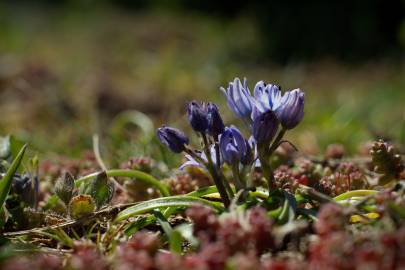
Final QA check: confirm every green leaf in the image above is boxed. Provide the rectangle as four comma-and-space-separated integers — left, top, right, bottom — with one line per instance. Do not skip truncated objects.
0, 144, 27, 211
124, 207, 179, 236
54, 172, 75, 206
296, 208, 318, 221
277, 191, 297, 224
388, 202, 405, 219
153, 210, 182, 254
124, 215, 157, 236
268, 207, 283, 219
170, 231, 183, 254
115, 195, 223, 222
333, 190, 378, 201
187, 186, 218, 197
75, 169, 170, 197
87, 171, 114, 209
9, 136, 27, 174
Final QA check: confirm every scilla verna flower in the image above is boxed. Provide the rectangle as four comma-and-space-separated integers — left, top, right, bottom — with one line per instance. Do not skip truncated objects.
187, 101, 209, 133
252, 110, 279, 145
275, 89, 304, 129
157, 126, 189, 153
220, 126, 252, 165
220, 78, 254, 120
253, 81, 282, 114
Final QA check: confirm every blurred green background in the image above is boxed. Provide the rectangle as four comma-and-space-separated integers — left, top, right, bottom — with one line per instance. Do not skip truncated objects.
0, 0, 404, 161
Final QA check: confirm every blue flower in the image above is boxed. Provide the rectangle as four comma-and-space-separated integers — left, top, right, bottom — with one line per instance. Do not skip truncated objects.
219, 126, 252, 165
187, 101, 209, 133
156, 126, 189, 153
252, 110, 279, 145
207, 102, 225, 137
253, 81, 282, 113
275, 89, 305, 129
220, 78, 254, 120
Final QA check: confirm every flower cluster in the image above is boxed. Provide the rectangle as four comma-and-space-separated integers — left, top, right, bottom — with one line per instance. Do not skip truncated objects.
157, 77, 305, 206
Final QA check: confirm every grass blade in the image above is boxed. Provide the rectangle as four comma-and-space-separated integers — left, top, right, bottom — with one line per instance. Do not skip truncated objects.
153, 210, 182, 254
0, 144, 27, 210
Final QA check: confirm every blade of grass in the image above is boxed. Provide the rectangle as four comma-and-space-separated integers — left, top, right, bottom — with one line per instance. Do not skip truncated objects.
153, 210, 182, 254
124, 207, 179, 236
0, 144, 27, 211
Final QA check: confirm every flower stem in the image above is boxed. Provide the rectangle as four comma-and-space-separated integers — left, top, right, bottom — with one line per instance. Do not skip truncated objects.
268, 128, 286, 155
231, 163, 244, 191
258, 144, 276, 192
201, 133, 230, 208
257, 128, 286, 194
213, 138, 234, 199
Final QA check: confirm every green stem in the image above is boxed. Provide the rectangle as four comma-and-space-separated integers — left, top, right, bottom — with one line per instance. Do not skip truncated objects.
222, 173, 235, 199
257, 128, 287, 193
75, 169, 170, 197
185, 146, 234, 199
213, 139, 234, 198
201, 133, 230, 208
268, 128, 286, 155
258, 144, 276, 191
231, 163, 244, 191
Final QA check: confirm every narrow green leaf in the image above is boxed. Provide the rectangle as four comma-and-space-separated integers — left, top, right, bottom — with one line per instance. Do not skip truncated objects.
0, 144, 27, 210
115, 195, 223, 222
124, 216, 156, 236
296, 208, 318, 221
333, 190, 378, 201
124, 207, 179, 236
268, 207, 283, 219
187, 186, 218, 197
9, 136, 27, 174
153, 210, 182, 254
153, 210, 173, 237
169, 231, 183, 254
277, 191, 297, 224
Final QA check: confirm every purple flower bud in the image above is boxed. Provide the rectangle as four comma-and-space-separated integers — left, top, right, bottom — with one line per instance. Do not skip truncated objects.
220, 77, 254, 120
207, 102, 225, 137
275, 89, 305, 129
253, 110, 279, 145
156, 126, 189, 153
219, 126, 250, 165
187, 101, 209, 133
